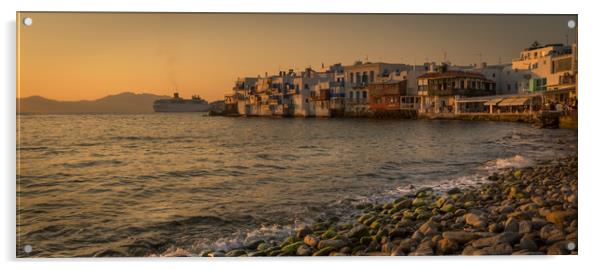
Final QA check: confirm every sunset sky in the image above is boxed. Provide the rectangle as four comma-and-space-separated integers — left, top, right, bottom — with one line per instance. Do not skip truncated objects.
17, 13, 577, 102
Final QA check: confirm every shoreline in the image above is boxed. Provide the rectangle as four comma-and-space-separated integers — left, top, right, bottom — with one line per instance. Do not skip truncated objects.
211, 111, 578, 129
171, 155, 577, 257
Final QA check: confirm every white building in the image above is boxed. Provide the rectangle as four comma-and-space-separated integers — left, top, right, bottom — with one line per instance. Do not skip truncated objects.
343, 61, 411, 116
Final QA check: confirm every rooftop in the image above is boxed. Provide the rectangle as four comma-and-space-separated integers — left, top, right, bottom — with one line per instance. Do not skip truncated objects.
417, 70, 489, 80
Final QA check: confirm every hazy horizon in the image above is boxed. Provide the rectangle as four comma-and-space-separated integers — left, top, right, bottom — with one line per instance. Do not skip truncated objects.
17, 13, 577, 102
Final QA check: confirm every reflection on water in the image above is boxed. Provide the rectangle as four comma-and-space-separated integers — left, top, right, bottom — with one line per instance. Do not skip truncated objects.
16, 114, 577, 257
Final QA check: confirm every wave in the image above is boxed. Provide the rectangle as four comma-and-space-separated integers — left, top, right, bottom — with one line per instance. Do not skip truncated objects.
157, 221, 313, 256
484, 154, 534, 171
62, 159, 123, 168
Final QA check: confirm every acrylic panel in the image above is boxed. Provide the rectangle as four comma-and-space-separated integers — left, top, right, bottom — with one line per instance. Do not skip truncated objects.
16, 12, 578, 257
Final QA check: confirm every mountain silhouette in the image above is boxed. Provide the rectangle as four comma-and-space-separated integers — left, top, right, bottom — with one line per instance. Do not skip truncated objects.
17, 92, 174, 114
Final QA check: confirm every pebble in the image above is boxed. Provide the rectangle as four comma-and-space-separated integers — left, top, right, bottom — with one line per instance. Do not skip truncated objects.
217, 156, 578, 256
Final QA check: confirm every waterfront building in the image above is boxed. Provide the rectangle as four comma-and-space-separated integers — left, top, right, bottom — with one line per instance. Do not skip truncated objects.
343, 61, 411, 116
417, 65, 496, 113
227, 77, 258, 115
511, 41, 577, 102
511, 42, 570, 70
368, 81, 407, 111
465, 63, 530, 95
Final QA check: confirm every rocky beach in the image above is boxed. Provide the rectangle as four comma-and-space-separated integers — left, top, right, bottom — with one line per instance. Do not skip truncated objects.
178, 156, 577, 257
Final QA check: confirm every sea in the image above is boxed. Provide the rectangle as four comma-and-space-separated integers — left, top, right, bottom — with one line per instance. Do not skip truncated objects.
16, 113, 578, 257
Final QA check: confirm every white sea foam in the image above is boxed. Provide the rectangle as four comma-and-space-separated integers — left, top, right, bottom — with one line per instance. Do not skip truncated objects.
160, 220, 317, 256
484, 154, 534, 171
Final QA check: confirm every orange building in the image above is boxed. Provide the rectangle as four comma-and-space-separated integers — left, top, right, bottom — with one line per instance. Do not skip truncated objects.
368, 81, 407, 111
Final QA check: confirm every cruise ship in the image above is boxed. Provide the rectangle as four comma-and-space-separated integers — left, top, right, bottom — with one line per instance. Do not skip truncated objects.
153, 92, 211, 112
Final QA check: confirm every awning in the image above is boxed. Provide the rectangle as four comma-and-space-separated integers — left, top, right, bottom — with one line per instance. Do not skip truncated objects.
507, 97, 530, 106
497, 97, 530, 106
497, 98, 516, 106
484, 98, 503, 106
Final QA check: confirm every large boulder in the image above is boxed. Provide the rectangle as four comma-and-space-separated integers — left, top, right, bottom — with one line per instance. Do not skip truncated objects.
545, 210, 577, 226
346, 224, 370, 239
471, 232, 520, 248
317, 239, 347, 250
442, 231, 479, 245
409, 241, 434, 256
304, 235, 320, 247
464, 213, 487, 228
296, 226, 313, 239
418, 221, 439, 236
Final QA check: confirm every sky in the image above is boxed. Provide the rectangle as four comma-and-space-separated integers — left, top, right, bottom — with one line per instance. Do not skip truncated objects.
17, 13, 577, 102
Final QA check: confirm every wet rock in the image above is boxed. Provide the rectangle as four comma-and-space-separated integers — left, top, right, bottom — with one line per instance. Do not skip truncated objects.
412, 197, 427, 207
481, 243, 513, 255
225, 249, 246, 257
296, 226, 313, 239
518, 220, 532, 235
256, 242, 271, 251
411, 230, 424, 241
454, 209, 467, 217
436, 197, 447, 208
418, 221, 439, 236
246, 250, 267, 257
369, 220, 382, 230
504, 217, 519, 232
464, 213, 487, 228
347, 224, 369, 239
281, 241, 305, 255
471, 232, 520, 248
279, 236, 296, 248
547, 241, 572, 255
519, 236, 538, 252
208, 251, 225, 257
358, 214, 373, 224
381, 241, 395, 254
448, 187, 462, 194
245, 240, 265, 250
320, 229, 337, 239
436, 238, 459, 255
545, 210, 577, 226
317, 239, 346, 250
442, 231, 478, 245
396, 238, 415, 254
486, 222, 502, 233
312, 246, 334, 256
540, 225, 566, 244
304, 235, 320, 248
390, 245, 406, 256
296, 244, 313, 256
409, 241, 434, 256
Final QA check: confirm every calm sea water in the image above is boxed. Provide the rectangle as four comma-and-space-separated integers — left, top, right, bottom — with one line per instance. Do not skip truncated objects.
16, 114, 577, 257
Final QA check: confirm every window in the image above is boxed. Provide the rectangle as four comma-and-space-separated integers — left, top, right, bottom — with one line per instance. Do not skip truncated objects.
492, 73, 495, 78
362, 91, 367, 99
507, 84, 511, 91
350, 91, 354, 99
350, 72, 354, 83
356, 73, 361, 84
370, 71, 375, 82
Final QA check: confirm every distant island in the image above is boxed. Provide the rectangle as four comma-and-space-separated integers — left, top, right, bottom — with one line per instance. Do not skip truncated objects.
17, 92, 223, 114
